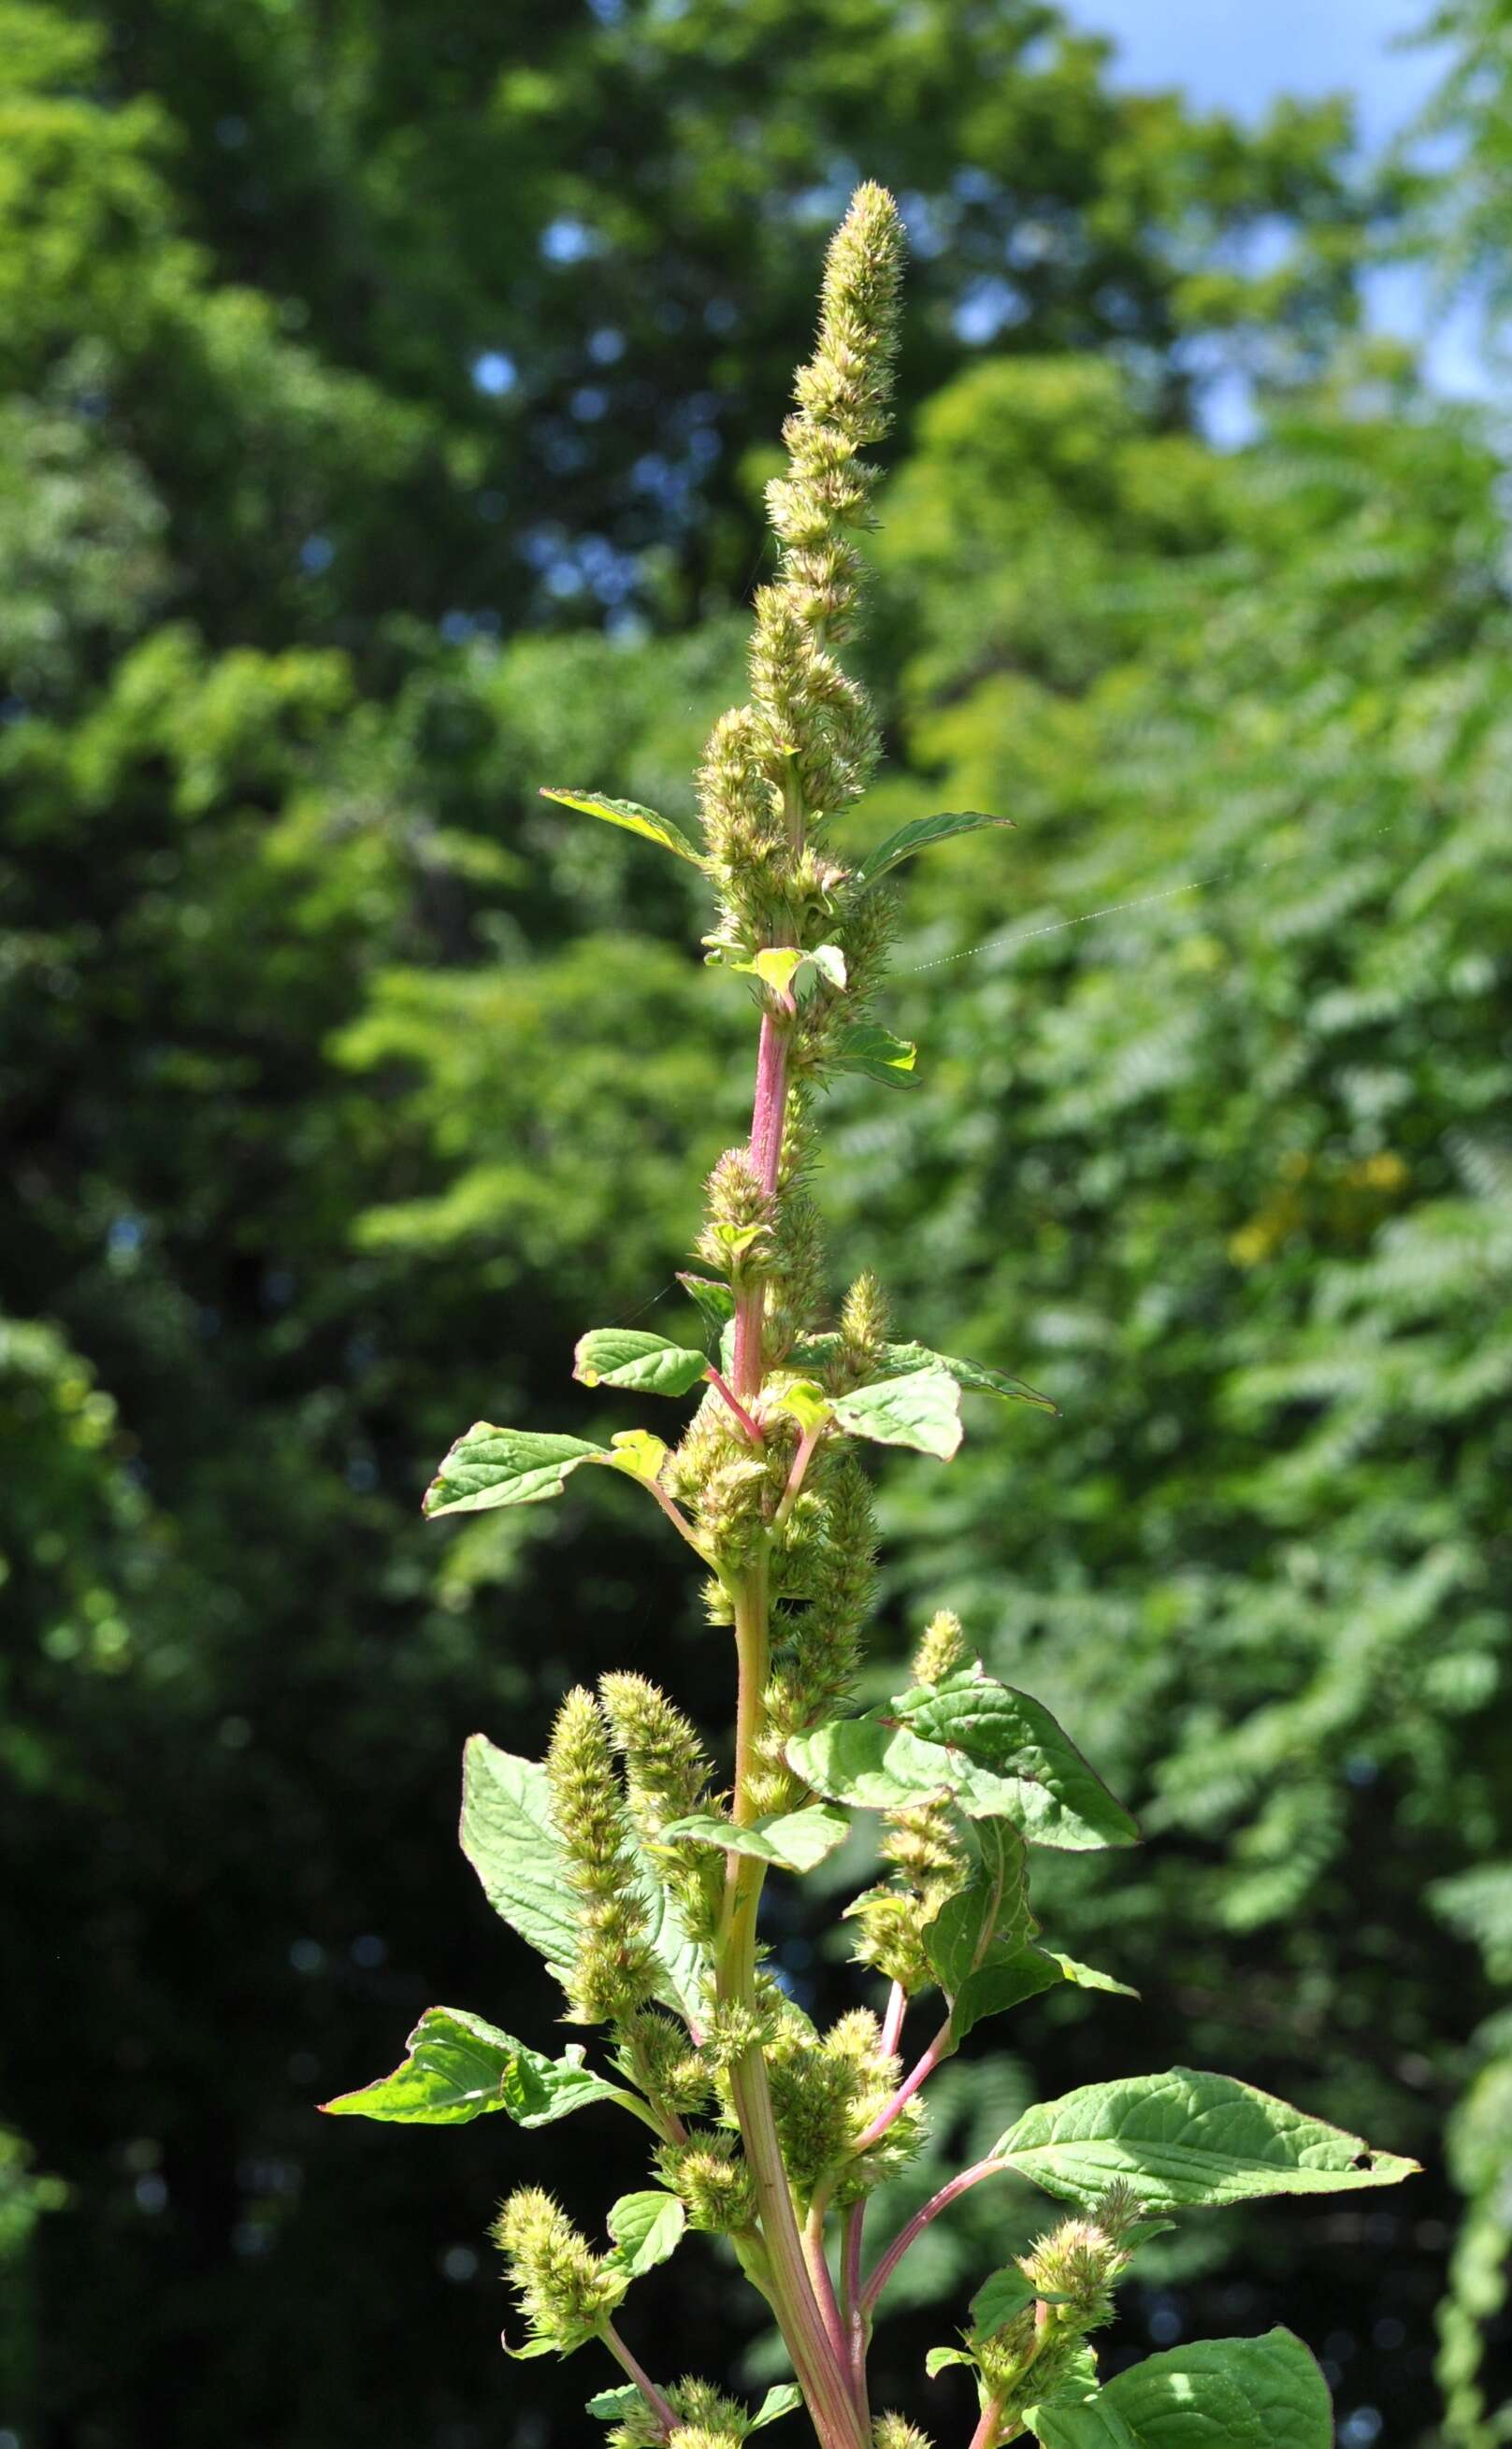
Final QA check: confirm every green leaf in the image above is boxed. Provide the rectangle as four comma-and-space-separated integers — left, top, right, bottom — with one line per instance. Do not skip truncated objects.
459, 1736, 581, 1974
573, 1329, 710, 1397
1031, 2331, 1332, 2449
855, 810, 1014, 886
748, 2385, 805, 2432
788, 1671, 1137, 1851
748, 946, 806, 995
903, 1672, 1139, 1850
950, 1951, 1065, 2038
926, 1820, 1034, 2001
660, 1804, 851, 1873
833, 1024, 918, 1088
809, 943, 847, 991
948, 1943, 1139, 2041
995, 2068, 1423, 2209
630, 1844, 711, 2024
458, 1733, 704, 2028
879, 1342, 1058, 1415
585, 2384, 646, 2421
678, 1271, 736, 1330
1111, 2330, 1332, 2449
319, 2008, 623, 2127
539, 786, 708, 869
925, 2346, 978, 2379
507, 2335, 569, 2360
831, 1367, 962, 1460
604, 2189, 685, 2278
1041, 1950, 1139, 1999
968, 2267, 1039, 2337
424, 1423, 606, 1516
1029, 2397, 1141, 2449
604, 1428, 674, 1485
768, 1376, 832, 1432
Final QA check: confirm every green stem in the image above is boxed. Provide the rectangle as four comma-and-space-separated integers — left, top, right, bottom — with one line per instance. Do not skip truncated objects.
717, 1565, 868, 2449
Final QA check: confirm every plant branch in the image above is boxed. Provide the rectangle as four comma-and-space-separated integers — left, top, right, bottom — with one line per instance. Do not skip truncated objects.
858, 2158, 1009, 2323
706, 1365, 764, 1444
967, 2393, 1005, 2449
600, 2319, 678, 2437
851, 2015, 953, 2154
879, 1981, 907, 2060
804, 2197, 852, 2372
772, 1418, 823, 1528
841, 2200, 869, 2402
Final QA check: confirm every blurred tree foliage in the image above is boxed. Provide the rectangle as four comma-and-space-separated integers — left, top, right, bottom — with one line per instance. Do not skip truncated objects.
1, 4, 1507, 2448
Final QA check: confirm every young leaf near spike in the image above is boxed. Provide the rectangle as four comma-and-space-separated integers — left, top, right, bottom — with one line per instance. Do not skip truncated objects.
830, 1367, 962, 1459
787, 1670, 1138, 1850
831, 1023, 918, 1087
573, 1330, 712, 1397
659, 1804, 852, 1874
424, 1424, 608, 1515
874, 1341, 1058, 1414
539, 786, 710, 869
320, 2007, 635, 2129
602, 2189, 686, 2279
853, 810, 1015, 886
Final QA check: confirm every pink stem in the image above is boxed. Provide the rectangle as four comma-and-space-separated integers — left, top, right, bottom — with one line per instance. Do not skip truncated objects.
851, 2016, 952, 2154
706, 1364, 764, 1444
772, 1418, 823, 1527
879, 1981, 907, 2059
858, 2158, 1007, 2323
842, 2200, 868, 2394
601, 2319, 677, 2436
732, 1013, 790, 1399
643, 1477, 711, 1563
803, 2205, 852, 2377
968, 2395, 1005, 2449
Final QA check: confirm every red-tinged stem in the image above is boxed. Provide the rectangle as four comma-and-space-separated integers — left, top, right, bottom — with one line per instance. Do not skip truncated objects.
706, 1364, 764, 1445
850, 2015, 952, 2154
858, 2158, 1008, 2323
600, 2319, 678, 2436
732, 1011, 791, 1399
879, 1981, 907, 2059
642, 1477, 713, 1567
804, 2199, 852, 2372
772, 1418, 823, 1528
841, 2200, 869, 2400
968, 2393, 1006, 2449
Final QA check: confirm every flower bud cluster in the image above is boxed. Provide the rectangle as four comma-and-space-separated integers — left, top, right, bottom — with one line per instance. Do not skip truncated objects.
837, 1270, 890, 1385
872, 2421, 933, 2449
655, 2131, 758, 2235
614, 2006, 714, 2121
600, 1671, 724, 1943
767, 2009, 923, 2209
974, 2186, 1145, 2435
849, 1614, 975, 1989
753, 1455, 878, 1817
605, 2376, 747, 2449
546, 1687, 658, 2026
666, 2379, 750, 2449
492, 2188, 623, 2355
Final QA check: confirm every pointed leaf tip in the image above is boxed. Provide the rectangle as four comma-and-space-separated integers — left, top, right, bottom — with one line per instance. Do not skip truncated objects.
856, 810, 1015, 887
539, 786, 708, 869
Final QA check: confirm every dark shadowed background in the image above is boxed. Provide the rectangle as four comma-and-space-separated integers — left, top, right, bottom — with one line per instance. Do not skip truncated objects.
3, 3, 1510, 2446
